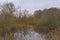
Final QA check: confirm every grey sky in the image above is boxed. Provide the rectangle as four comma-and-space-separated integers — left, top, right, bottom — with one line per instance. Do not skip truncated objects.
0, 0, 60, 12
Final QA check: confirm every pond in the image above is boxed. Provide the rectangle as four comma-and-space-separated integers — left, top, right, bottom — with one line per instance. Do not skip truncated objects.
14, 28, 46, 40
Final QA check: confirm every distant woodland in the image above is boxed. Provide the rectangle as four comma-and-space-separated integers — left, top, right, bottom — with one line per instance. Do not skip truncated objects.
0, 2, 60, 34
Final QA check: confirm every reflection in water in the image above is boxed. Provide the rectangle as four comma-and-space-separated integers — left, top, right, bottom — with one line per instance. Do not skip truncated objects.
14, 29, 46, 40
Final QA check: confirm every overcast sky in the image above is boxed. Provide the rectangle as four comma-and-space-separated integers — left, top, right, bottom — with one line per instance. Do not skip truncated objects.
0, 0, 60, 12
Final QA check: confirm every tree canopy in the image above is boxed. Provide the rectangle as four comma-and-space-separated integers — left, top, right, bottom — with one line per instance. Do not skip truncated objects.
0, 3, 60, 34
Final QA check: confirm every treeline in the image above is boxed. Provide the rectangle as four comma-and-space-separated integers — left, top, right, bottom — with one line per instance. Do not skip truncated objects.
34, 8, 60, 33
0, 2, 60, 34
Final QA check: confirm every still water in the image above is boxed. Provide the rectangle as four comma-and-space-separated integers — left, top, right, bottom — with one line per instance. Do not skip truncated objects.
14, 28, 46, 40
